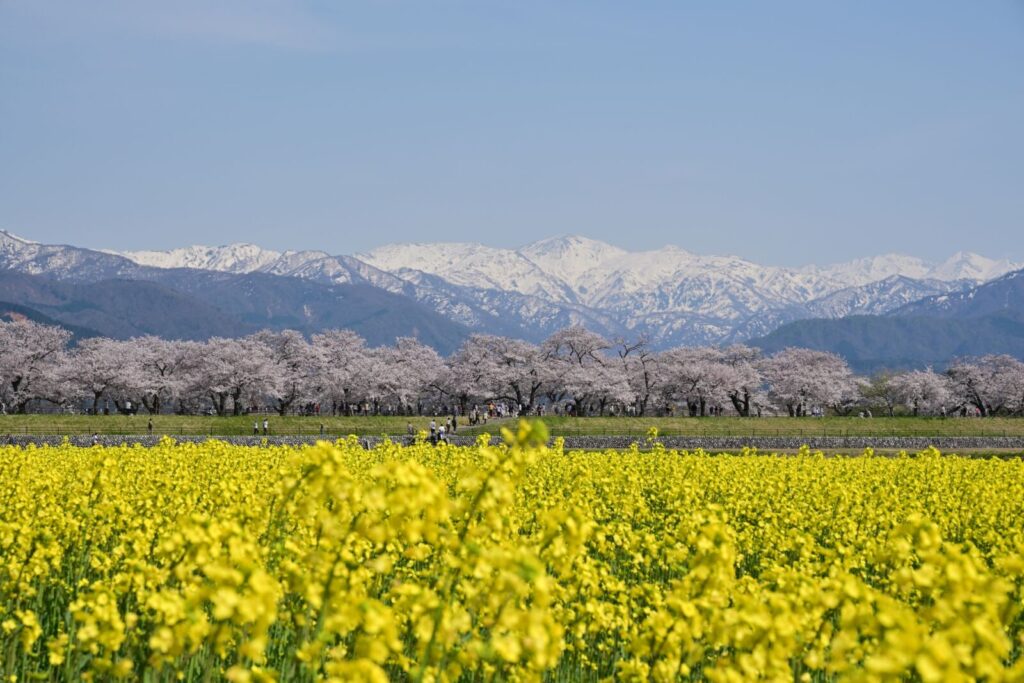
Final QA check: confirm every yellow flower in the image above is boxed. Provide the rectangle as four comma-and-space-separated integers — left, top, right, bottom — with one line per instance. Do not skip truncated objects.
1, 426, 1024, 680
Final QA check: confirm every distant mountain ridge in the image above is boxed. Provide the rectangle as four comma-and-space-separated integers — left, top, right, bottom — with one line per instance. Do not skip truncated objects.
0, 300, 104, 341
113, 232, 1019, 347
751, 268, 1024, 372
892, 269, 1024, 318
0, 232, 470, 351
2, 229, 1020, 350
117, 234, 1015, 298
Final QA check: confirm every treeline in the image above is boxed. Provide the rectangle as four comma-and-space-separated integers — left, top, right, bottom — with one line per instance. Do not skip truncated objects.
2, 319, 1023, 417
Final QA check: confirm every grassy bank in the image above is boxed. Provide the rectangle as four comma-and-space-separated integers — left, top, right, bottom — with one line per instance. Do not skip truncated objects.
0, 414, 1021, 437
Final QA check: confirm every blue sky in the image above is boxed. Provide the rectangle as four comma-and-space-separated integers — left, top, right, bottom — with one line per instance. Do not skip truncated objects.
1, 1, 1022, 265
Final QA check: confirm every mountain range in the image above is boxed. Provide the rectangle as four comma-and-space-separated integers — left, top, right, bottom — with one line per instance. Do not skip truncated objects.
752, 269, 1024, 372
2, 229, 1022, 367
119, 234, 1017, 345
0, 231, 469, 352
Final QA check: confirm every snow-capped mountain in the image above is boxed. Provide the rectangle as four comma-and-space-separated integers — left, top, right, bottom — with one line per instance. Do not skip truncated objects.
803, 275, 974, 319
356, 235, 1017, 344
119, 243, 282, 272
2, 229, 1019, 348
802, 252, 1018, 289
926, 251, 1018, 282
892, 268, 1024, 318
0, 230, 471, 351
359, 241, 579, 302
0, 229, 142, 280
516, 235, 629, 293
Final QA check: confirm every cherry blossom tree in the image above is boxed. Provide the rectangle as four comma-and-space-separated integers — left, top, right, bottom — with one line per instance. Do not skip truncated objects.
659, 347, 734, 416
616, 337, 660, 416
447, 335, 547, 414
762, 347, 858, 416
590, 358, 633, 416
542, 326, 613, 416
0, 319, 71, 413
488, 337, 546, 413
443, 335, 497, 414
131, 337, 199, 414
887, 369, 952, 416
947, 355, 1024, 416
12, 319, 1024, 420
310, 330, 374, 415
192, 337, 276, 416
251, 330, 317, 416
719, 345, 764, 417
65, 337, 133, 414
374, 337, 443, 414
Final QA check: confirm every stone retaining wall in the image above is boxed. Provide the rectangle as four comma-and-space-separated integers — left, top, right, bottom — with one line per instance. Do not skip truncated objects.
2, 434, 1022, 452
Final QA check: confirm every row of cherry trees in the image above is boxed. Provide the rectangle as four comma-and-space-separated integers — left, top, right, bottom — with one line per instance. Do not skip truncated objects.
2, 319, 1023, 416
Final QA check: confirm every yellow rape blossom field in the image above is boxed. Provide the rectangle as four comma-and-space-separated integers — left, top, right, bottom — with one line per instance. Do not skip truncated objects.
2, 422, 1024, 682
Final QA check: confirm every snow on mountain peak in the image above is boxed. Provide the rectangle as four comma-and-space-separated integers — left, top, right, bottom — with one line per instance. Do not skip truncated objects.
520, 234, 620, 254
65, 231, 1024, 304
805, 253, 934, 287
359, 241, 576, 301
0, 229, 39, 246
5, 227, 1023, 350
929, 251, 1015, 282
0, 230, 45, 267
518, 235, 627, 289
119, 243, 282, 273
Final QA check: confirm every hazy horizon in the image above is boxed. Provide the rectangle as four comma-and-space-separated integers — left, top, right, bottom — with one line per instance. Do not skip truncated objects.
2, 2, 1022, 266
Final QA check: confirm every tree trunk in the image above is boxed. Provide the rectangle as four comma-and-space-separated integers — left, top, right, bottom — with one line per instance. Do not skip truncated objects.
211, 392, 228, 417
729, 391, 750, 417
143, 395, 160, 414
231, 389, 244, 416
574, 397, 586, 417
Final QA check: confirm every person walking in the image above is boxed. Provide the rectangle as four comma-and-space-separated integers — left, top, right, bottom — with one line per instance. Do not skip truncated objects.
253, 421, 259, 435
147, 418, 153, 435
262, 418, 269, 436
